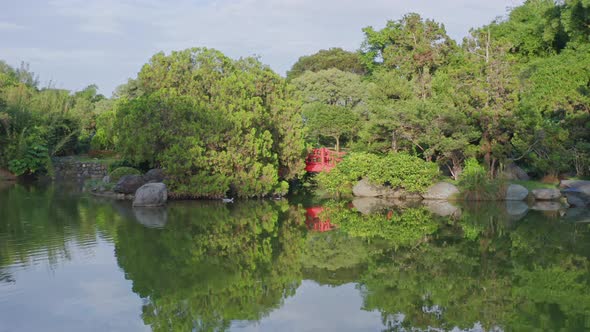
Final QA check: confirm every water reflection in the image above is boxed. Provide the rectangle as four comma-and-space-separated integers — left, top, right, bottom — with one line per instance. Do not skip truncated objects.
1, 184, 590, 331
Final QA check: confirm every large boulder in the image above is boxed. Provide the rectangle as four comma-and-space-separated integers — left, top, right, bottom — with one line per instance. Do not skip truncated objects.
352, 197, 393, 215
423, 200, 461, 217
502, 163, 530, 181
133, 183, 168, 207
560, 181, 590, 207
531, 201, 563, 211
422, 182, 459, 200
352, 178, 396, 197
562, 208, 590, 223
133, 207, 168, 228
143, 169, 166, 183
113, 175, 146, 194
505, 184, 529, 201
563, 188, 590, 207
559, 180, 590, 189
532, 188, 561, 201
506, 201, 529, 221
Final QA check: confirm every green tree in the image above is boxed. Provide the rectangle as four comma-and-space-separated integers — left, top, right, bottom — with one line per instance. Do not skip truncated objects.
287, 47, 367, 80
361, 13, 456, 98
115, 48, 306, 198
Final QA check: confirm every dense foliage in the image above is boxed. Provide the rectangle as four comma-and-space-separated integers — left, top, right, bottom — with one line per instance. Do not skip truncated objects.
109, 167, 141, 182
286, 48, 367, 80
316, 152, 440, 195
292, 1, 590, 180
0, 62, 110, 176
114, 48, 306, 198
2, 0, 589, 193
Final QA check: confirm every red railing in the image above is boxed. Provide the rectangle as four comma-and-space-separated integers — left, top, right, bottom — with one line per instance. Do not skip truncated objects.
305, 148, 346, 173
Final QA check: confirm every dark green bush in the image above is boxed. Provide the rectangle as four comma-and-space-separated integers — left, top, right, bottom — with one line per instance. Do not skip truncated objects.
458, 158, 505, 200
316, 152, 439, 196
109, 167, 141, 182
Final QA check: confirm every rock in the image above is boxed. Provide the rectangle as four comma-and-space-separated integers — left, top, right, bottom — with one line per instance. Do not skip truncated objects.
562, 208, 590, 223
422, 182, 460, 200
143, 169, 166, 183
133, 183, 167, 207
352, 178, 396, 197
502, 163, 530, 181
102, 175, 111, 184
559, 181, 590, 207
133, 207, 168, 228
531, 201, 563, 211
531, 188, 561, 201
559, 180, 590, 189
113, 175, 146, 194
423, 200, 461, 217
562, 188, 590, 207
404, 192, 423, 200
505, 184, 529, 201
352, 197, 393, 215
506, 201, 529, 220
0, 168, 17, 181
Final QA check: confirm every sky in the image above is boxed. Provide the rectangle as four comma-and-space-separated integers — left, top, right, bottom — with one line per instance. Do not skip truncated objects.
0, 0, 523, 96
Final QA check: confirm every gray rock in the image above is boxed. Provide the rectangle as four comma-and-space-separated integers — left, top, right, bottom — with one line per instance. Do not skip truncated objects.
563, 188, 590, 207
133, 207, 168, 228
102, 175, 111, 184
559, 180, 590, 189
531, 201, 563, 211
505, 184, 529, 201
133, 183, 167, 207
352, 197, 392, 215
422, 182, 460, 200
531, 188, 561, 201
502, 163, 530, 181
423, 200, 461, 217
506, 201, 529, 218
143, 169, 166, 183
113, 175, 146, 194
562, 208, 590, 223
352, 178, 396, 197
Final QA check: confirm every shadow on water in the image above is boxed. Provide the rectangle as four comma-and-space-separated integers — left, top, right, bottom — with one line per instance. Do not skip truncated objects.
2, 183, 590, 331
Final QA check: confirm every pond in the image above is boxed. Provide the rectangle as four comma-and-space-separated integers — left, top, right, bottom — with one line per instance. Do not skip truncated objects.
1, 182, 590, 331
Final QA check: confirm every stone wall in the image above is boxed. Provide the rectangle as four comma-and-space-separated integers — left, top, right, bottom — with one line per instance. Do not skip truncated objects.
52, 157, 108, 180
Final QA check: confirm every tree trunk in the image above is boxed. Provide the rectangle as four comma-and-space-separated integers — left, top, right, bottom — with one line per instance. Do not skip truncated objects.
448, 160, 463, 181
335, 136, 340, 152
391, 131, 398, 152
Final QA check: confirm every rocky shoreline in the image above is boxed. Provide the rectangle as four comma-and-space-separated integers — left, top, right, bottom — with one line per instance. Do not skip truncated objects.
350, 178, 590, 209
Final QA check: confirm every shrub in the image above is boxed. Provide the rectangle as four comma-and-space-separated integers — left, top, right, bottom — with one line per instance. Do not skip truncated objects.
109, 167, 141, 182
459, 158, 505, 200
316, 152, 439, 195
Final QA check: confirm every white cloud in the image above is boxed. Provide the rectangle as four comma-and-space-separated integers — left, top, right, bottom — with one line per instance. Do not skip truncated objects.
4, 0, 523, 94
0, 21, 25, 31
0, 47, 108, 64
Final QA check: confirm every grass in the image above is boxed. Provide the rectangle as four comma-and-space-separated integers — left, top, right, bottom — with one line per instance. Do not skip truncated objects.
511, 180, 558, 190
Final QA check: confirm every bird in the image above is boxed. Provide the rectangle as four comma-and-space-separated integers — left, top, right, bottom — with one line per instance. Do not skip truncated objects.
222, 197, 234, 203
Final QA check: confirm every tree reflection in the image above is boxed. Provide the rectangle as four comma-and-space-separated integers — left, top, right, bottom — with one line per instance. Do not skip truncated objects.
2, 185, 590, 331
113, 200, 307, 331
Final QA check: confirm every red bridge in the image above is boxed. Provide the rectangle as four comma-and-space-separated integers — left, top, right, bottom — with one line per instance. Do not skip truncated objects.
305, 148, 346, 173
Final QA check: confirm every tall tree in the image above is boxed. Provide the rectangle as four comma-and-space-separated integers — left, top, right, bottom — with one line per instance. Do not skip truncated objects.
287, 48, 367, 80
115, 48, 307, 198
361, 13, 456, 99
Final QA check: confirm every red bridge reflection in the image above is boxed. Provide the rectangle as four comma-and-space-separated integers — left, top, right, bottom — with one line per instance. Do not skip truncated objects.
305, 206, 336, 232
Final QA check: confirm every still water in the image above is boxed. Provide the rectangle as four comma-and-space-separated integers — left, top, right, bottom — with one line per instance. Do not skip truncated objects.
1, 182, 590, 332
